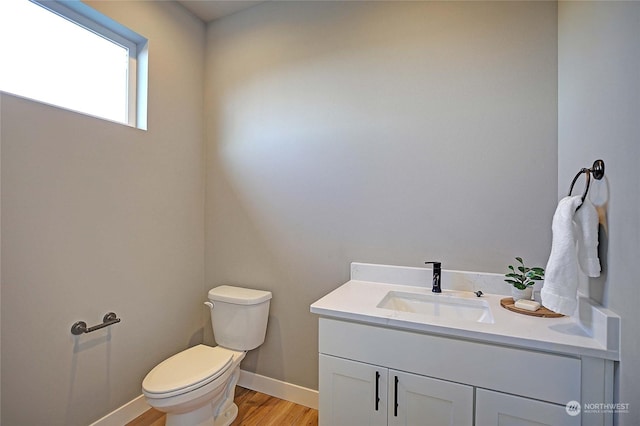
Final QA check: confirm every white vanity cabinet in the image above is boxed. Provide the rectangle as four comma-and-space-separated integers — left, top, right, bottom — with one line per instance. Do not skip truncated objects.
318, 318, 603, 426
312, 264, 618, 426
319, 354, 473, 426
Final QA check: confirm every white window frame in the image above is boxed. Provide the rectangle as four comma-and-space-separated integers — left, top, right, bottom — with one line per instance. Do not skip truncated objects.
29, 0, 148, 129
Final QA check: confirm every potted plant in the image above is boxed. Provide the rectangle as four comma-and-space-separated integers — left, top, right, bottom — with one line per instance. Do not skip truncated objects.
504, 257, 545, 301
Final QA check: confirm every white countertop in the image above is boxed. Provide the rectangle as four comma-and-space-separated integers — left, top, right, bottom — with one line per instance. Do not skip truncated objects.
311, 274, 620, 361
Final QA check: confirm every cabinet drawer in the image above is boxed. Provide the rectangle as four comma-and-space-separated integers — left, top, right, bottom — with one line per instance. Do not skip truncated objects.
319, 318, 580, 404
476, 389, 580, 426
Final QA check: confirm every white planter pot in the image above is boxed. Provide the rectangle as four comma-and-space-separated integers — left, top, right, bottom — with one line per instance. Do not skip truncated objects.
511, 287, 533, 301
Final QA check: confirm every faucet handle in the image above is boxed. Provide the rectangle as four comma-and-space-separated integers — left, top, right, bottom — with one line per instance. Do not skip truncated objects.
425, 261, 441, 272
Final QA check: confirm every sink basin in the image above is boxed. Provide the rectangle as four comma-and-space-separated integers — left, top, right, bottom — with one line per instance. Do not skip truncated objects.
377, 291, 494, 324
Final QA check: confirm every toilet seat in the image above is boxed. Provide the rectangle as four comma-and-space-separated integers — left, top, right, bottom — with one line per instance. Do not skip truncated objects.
142, 345, 234, 399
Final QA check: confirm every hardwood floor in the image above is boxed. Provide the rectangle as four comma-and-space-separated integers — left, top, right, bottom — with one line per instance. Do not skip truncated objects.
126, 387, 318, 426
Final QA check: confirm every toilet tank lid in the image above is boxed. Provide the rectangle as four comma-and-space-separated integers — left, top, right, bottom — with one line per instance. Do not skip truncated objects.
208, 285, 272, 305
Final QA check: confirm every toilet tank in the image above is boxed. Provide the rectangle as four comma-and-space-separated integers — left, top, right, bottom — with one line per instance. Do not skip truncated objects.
207, 286, 272, 351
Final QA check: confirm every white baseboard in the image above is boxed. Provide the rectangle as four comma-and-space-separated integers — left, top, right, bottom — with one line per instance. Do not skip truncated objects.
90, 369, 318, 425
238, 369, 319, 410
89, 394, 150, 426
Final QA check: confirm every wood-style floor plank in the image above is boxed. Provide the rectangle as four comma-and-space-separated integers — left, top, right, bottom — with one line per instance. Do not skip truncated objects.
126, 387, 318, 426
295, 408, 318, 426
126, 407, 165, 426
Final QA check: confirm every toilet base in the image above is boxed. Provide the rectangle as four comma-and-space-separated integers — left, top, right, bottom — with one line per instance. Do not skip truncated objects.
165, 401, 238, 426
214, 403, 238, 426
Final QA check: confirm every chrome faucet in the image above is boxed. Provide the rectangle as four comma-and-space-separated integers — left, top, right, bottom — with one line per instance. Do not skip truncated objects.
425, 261, 442, 293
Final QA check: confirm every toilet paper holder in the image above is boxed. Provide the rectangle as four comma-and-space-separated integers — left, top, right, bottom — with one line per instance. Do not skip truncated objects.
71, 312, 121, 335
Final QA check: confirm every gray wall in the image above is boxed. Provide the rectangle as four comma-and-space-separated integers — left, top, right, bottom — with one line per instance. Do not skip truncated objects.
0, 74, 3, 426
0, 1, 205, 424
558, 2, 640, 423
14, 2, 634, 425
204, 1, 558, 389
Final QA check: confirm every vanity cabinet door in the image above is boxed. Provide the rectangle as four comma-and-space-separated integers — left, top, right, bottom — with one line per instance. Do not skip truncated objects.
388, 370, 473, 426
319, 354, 388, 426
476, 389, 580, 426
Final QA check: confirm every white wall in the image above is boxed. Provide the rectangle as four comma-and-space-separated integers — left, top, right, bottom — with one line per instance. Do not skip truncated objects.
0, 1, 205, 424
558, 2, 640, 423
205, 1, 558, 389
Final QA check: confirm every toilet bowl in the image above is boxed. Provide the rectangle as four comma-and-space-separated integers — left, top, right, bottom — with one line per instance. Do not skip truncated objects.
142, 286, 272, 426
143, 345, 245, 426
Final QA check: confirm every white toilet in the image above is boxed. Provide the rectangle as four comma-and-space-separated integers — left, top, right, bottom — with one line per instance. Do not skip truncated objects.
142, 285, 272, 426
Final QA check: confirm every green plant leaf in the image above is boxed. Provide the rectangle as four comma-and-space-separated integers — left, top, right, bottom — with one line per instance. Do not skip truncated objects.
517, 266, 525, 273
530, 276, 544, 280
515, 257, 523, 264
508, 265, 515, 271
530, 267, 545, 274
505, 279, 520, 286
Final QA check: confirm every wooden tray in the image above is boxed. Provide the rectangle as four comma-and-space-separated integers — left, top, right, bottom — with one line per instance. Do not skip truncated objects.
500, 297, 564, 318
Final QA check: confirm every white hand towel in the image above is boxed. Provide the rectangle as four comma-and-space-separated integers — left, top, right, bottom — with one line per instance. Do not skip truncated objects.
541, 196, 582, 316
575, 199, 601, 277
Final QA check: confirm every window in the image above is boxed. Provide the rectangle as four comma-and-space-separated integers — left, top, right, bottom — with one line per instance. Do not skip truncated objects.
0, 0, 148, 129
